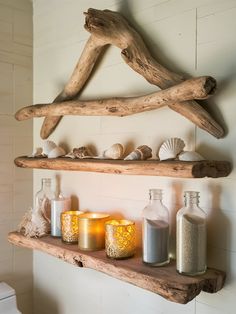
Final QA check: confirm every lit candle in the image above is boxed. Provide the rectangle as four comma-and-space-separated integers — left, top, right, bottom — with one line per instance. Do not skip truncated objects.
61, 210, 84, 243
105, 220, 135, 259
78, 213, 110, 251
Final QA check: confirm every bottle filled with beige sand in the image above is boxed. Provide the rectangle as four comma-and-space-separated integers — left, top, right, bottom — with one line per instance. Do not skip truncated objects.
176, 191, 207, 275
142, 189, 170, 266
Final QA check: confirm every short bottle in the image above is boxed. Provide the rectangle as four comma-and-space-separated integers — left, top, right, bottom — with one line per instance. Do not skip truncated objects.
35, 178, 55, 223
176, 191, 207, 276
142, 189, 170, 266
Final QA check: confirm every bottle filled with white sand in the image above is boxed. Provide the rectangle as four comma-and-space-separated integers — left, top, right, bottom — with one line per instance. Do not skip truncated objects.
142, 189, 170, 266
176, 191, 207, 276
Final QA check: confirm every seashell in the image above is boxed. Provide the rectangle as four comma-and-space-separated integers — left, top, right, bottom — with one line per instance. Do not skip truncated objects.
178, 151, 205, 161
103, 143, 124, 159
42, 140, 57, 156
72, 146, 94, 159
48, 146, 66, 158
28, 147, 43, 157
124, 145, 152, 160
158, 138, 185, 161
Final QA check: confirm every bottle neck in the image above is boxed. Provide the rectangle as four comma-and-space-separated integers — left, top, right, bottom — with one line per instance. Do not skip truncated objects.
184, 191, 200, 207
41, 179, 52, 191
149, 189, 163, 203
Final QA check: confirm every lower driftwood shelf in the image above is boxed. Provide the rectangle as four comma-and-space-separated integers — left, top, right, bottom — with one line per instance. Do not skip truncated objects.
14, 156, 231, 178
8, 232, 225, 304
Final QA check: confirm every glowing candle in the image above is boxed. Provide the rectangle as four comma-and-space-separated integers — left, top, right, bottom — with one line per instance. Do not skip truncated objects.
105, 220, 135, 259
61, 210, 84, 243
78, 213, 110, 251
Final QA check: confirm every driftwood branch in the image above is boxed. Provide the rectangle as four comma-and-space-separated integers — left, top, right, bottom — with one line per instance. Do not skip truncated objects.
40, 36, 108, 139
38, 8, 223, 139
83, 8, 224, 138
16, 76, 216, 120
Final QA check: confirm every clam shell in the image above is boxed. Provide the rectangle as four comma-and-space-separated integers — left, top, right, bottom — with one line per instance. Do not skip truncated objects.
178, 151, 204, 161
124, 145, 152, 160
103, 143, 124, 159
42, 140, 57, 156
28, 147, 43, 157
48, 146, 66, 158
158, 138, 185, 161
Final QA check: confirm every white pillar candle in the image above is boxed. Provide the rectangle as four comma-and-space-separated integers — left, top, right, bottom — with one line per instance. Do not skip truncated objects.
51, 196, 71, 237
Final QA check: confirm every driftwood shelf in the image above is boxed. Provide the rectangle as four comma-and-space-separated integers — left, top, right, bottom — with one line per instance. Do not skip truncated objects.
14, 156, 231, 178
8, 232, 225, 304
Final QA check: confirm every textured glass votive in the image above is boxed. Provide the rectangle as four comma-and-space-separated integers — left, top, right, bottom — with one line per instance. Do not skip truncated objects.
61, 211, 84, 244
105, 220, 136, 259
78, 213, 110, 251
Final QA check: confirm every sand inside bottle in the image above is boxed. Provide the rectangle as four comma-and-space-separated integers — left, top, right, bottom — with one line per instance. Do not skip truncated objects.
177, 213, 206, 275
142, 219, 169, 265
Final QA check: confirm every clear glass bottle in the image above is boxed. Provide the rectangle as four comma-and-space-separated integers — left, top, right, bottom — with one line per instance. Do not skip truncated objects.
142, 189, 170, 266
176, 191, 207, 276
35, 178, 55, 222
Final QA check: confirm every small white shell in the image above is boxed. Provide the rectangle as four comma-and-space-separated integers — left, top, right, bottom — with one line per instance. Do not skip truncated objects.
42, 140, 57, 156
124, 145, 152, 160
28, 147, 43, 157
103, 143, 124, 159
48, 146, 66, 158
178, 151, 204, 161
158, 138, 185, 161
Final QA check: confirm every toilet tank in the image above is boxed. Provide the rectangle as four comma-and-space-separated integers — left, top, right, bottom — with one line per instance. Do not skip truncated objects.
0, 282, 21, 314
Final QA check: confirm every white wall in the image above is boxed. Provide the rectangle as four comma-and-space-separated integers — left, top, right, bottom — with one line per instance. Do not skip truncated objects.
0, 0, 33, 313
33, 1, 236, 314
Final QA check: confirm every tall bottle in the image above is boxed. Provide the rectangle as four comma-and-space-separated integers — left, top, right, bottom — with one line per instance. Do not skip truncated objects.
176, 191, 207, 275
142, 189, 170, 266
35, 178, 55, 222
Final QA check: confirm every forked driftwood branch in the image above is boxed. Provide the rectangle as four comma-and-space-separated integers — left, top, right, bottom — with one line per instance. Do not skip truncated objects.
16, 76, 216, 120
38, 8, 223, 139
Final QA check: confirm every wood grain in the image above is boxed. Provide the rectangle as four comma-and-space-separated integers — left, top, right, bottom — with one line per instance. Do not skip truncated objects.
14, 157, 231, 178
8, 232, 226, 304
15, 76, 217, 120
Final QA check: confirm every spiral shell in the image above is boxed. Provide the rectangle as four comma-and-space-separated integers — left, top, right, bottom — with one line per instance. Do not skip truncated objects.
103, 143, 124, 159
48, 146, 66, 158
42, 140, 57, 156
178, 151, 204, 161
72, 146, 94, 159
124, 145, 152, 160
158, 138, 185, 161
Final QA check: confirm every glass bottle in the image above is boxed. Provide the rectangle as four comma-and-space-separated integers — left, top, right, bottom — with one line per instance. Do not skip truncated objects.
142, 189, 170, 266
35, 178, 55, 222
176, 191, 207, 276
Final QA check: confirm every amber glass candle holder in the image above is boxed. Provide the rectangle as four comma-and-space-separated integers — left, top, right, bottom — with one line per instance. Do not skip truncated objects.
105, 220, 136, 259
78, 213, 110, 251
61, 211, 84, 244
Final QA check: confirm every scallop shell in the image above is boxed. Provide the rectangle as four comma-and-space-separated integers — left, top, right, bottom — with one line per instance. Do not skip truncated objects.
72, 146, 94, 159
48, 146, 66, 158
42, 140, 57, 156
103, 143, 124, 159
124, 145, 152, 160
178, 151, 204, 161
28, 147, 43, 157
158, 138, 185, 161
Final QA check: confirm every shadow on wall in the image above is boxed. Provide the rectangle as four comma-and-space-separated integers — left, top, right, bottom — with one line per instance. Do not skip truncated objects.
34, 285, 60, 314
207, 183, 232, 280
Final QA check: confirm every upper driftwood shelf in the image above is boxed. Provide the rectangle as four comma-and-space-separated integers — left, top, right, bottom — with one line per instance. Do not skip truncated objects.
14, 156, 231, 178
8, 232, 225, 304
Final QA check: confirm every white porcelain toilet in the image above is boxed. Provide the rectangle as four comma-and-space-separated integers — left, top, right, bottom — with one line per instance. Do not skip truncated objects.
0, 282, 21, 314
